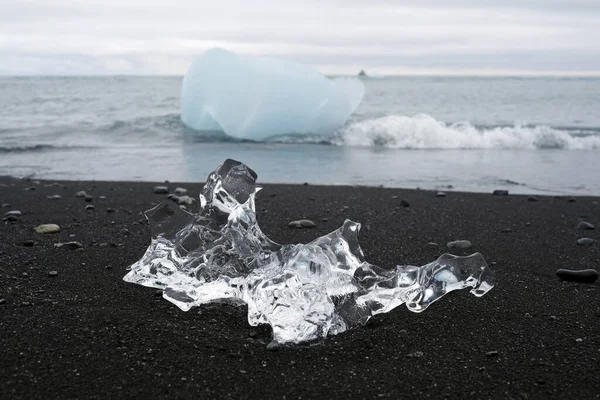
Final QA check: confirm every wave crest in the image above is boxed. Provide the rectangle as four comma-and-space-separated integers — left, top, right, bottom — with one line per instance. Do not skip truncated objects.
333, 114, 600, 150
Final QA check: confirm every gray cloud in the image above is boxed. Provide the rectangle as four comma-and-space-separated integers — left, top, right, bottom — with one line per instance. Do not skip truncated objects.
1, 0, 599, 75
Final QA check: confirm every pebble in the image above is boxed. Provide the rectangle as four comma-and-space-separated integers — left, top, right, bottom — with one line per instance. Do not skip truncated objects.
23, 240, 35, 247
435, 192, 446, 198
99, 196, 107, 200
447, 240, 472, 249
425, 242, 439, 248
501, 228, 512, 233
266, 341, 279, 351
34, 224, 60, 234
4, 210, 22, 216
406, 351, 424, 358
85, 205, 95, 210
48, 271, 58, 277
575, 338, 583, 343
0, 299, 5, 305
548, 315, 558, 321
1, 203, 11, 208
175, 187, 188, 195
577, 221, 595, 230
400, 199, 410, 207
47, 195, 62, 200
75, 190, 87, 197
178, 195, 195, 205
153, 186, 169, 194
3, 215, 19, 222
288, 219, 316, 228
99, 243, 108, 248
556, 268, 598, 283
486, 350, 499, 358
84, 194, 93, 202
54, 241, 84, 249
577, 238, 595, 245
106, 208, 115, 213
493, 190, 509, 196
568, 197, 576, 203
527, 196, 539, 202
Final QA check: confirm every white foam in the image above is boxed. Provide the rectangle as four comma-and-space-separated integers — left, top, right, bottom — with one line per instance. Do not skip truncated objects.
334, 114, 600, 150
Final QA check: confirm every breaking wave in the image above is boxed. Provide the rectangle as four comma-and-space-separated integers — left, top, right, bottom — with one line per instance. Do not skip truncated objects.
332, 114, 600, 150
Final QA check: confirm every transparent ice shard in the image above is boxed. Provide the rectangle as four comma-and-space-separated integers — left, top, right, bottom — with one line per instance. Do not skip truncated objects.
124, 159, 496, 344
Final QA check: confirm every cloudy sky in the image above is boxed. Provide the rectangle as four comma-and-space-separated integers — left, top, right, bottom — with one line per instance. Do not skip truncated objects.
1, 0, 600, 75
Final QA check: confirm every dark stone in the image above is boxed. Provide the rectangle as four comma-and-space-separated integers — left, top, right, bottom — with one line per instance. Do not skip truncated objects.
556, 268, 598, 283
106, 208, 115, 213
0, 299, 5, 305
23, 240, 35, 247
85, 205, 95, 210
568, 197, 576, 203
493, 190, 509, 196
486, 350, 499, 358
527, 196, 539, 202
577, 221, 595, 230
501, 228, 512, 233
84, 195, 93, 202
57, 241, 84, 249
4, 215, 18, 222
435, 192, 446, 197
400, 199, 410, 207
153, 186, 169, 194
48, 271, 59, 277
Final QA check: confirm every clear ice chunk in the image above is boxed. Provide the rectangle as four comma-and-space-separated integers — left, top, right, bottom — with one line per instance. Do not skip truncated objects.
124, 159, 496, 344
180, 48, 365, 141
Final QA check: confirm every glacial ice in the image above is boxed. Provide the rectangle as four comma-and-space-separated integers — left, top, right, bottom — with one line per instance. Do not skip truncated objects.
124, 159, 496, 344
180, 48, 365, 140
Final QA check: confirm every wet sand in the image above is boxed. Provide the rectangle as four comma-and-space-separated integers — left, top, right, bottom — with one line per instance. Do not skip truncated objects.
1, 176, 599, 399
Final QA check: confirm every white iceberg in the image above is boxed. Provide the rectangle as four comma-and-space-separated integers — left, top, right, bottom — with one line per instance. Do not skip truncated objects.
180, 48, 365, 141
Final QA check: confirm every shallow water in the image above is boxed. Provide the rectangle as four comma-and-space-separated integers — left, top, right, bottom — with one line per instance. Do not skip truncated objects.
1, 76, 599, 194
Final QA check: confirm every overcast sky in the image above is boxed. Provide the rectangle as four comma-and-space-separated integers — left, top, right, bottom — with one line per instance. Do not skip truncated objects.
1, 0, 600, 75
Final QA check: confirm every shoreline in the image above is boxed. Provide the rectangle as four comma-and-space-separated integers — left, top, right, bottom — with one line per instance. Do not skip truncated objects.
1, 176, 599, 398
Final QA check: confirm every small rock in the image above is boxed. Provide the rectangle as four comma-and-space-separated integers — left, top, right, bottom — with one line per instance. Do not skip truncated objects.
266, 341, 279, 351
400, 199, 410, 207
493, 190, 509, 196
527, 196, 539, 202
548, 315, 558, 321
1, 203, 11, 208
99, 196, 107, 200
121, 229, 131, 235
75, 190, 87, 197
0, 299, 5, 305
435, 192, 446, 198
35, 224, 60, 234
84, 194, 93, 202
577, 238, 595, 245
556, 268, 598, 283
55, 241, 83, 249
99, 243, 108, 248
447, 240, 472, 249
106, 208, 115, 213
406, 351, 424, 358
575, 338, 583, 343
23, 240, 35, 247
568, 197, 576, 203
501, 228, 512, 233
48, 271, 58, 277
85, 205, 95, 210
425, 242, 439, 248
153, 186, 169, 194
4, 210, 22, 216
175, 187, 188, 195
166, 194, 179, 202
3, 215, 18, 222
486, 350, 499, 358
322, 218, 329, 222
288, 219, 316, 228
47, 195, 62, 200
24, 186, 36, 191
178, 195, 195, 205
577, 221, 595, 230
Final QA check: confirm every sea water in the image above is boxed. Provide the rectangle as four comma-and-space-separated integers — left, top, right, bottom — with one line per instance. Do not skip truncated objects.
0, 76, 599, 195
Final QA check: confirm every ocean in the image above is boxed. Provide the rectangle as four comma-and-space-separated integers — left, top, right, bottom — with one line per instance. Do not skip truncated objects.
1, 76, 599, 195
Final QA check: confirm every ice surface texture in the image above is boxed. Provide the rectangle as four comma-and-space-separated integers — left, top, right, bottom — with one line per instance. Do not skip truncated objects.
124, 159, 496, 344
180, 48, 365, 140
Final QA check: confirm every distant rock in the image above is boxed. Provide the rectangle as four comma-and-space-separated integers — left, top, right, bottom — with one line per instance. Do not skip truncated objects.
153, 186, 169, 194
447, 240, 472, 249
556, 268, 598, 283
48, 271, 59, 277
577, 221, 595, 230
75, 191, 87, 197
35, 224, 60, 234
568, 197, 576, 203
577, 238, 595, 245
54, 241, 84, 249
357, 70, 367, 78
175, 187, 188, 195
435, 192, 446, 198
288, 219, 316, 228
47, 195, 62, 200
85, 205, 95, 210
84, 194, 93, 202
527, 196, 539, 202
23, 240, 35, 247
178, 195, 195, 205
425, 242, 439, 248
400, 199, 410, 207
4, 210, 22, 216
493, 190, 509, 196
266, 340, 279, 351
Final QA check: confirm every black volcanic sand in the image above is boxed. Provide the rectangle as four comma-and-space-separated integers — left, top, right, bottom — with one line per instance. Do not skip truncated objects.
1, 177, 599, 399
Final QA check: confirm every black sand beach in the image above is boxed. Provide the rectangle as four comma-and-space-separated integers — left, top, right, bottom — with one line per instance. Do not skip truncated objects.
1, 177, 599, 399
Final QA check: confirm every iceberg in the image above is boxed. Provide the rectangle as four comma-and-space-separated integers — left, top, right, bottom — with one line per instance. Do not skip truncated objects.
123, 159, 496, 345
180, 49, 365, 140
